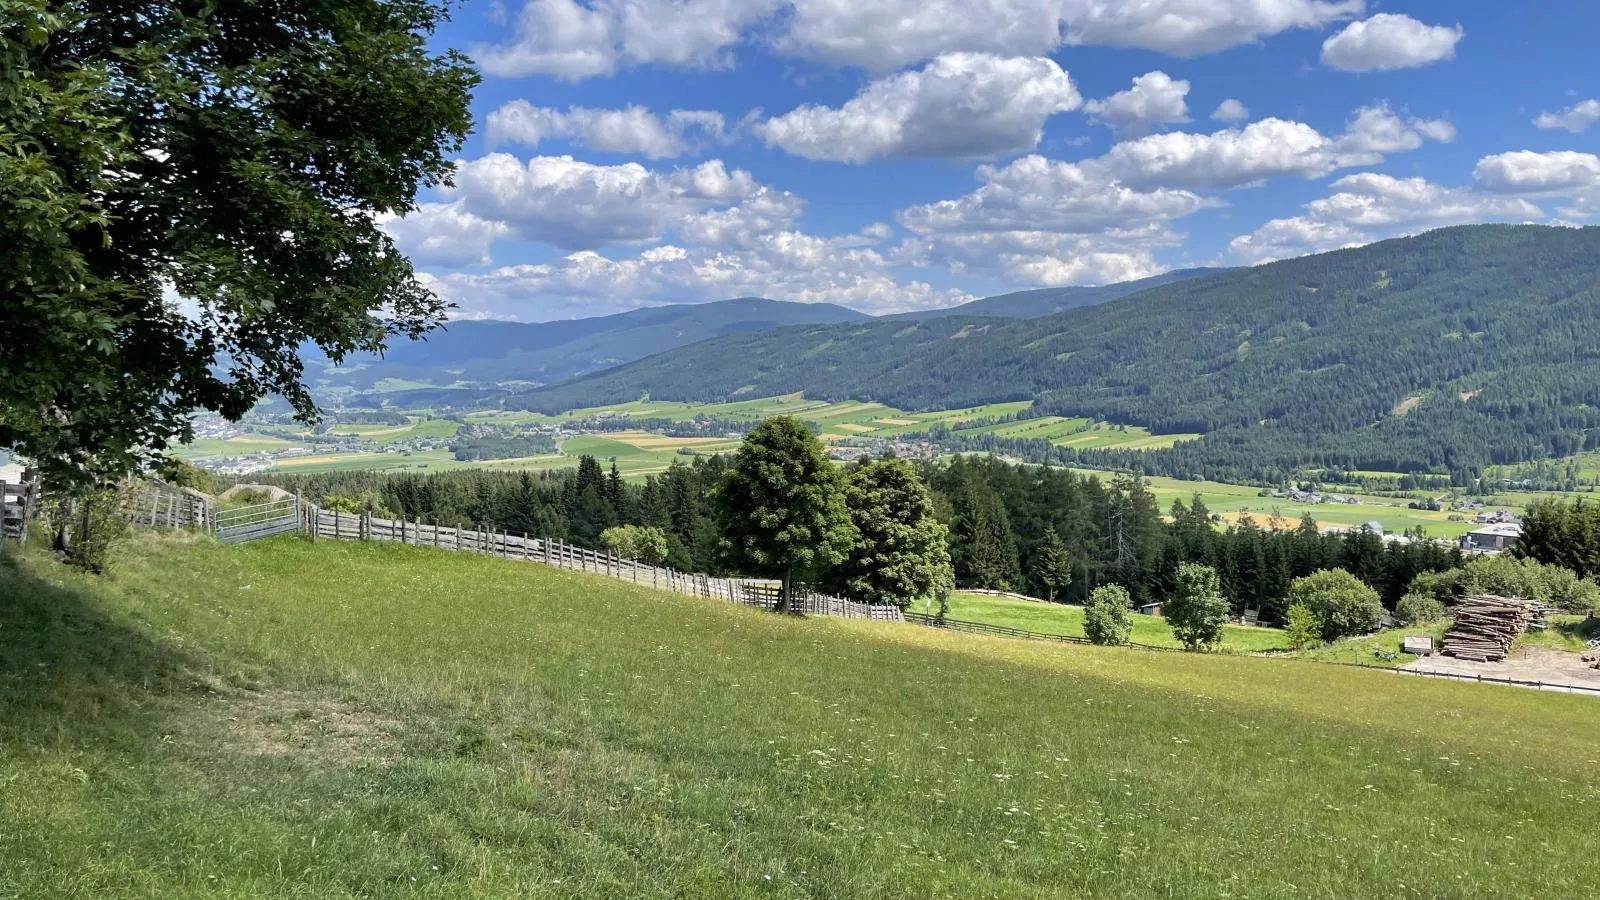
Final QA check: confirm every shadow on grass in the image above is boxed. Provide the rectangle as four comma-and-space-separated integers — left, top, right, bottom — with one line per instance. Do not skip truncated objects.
1554, 615, 1600, 644
0, 559, 204, 751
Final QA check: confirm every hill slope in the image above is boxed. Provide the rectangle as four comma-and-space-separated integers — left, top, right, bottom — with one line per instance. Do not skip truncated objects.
525, 225, 1600, 479
312, 297, 868, 392
5, 534, 1596, 896
895, 267, 1229, 320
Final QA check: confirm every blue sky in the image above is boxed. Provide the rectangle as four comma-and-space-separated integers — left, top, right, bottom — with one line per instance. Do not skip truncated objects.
385, 0, 1600, 320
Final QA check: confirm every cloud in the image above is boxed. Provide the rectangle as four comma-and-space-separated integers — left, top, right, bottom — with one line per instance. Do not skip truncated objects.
480, 0, 1364, 80
1084, 71, 1190, 137
475, 0, 779, 78
1102, 103, 1452, 190
1534, 99, 1600, 134
1472, 150, 1600, 194
443, 154, 764, 251
1320, 13, 1462, 72
756, 53, 1079, 163
1229, 173, 1542, 263
421, 230, 974, 319
1211, 99, 1249, 122
380, 204, 510, 268
485, 102, 727, 158
894, 154, 1217, 285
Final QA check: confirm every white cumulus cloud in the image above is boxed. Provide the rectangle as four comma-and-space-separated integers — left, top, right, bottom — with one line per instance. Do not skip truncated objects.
1472, 150, 1600, 194
756, 53, 1080, 163
1211, 98, 1249, 122
1084, 71, 1190, 137
485, 102, 727, 158
1320, 13, 1462, 72
479, 0, 1364, 80
380, 204, 510, 268
1102, 104, 1453, 190
1230, 173, 1542, 264
443, 154, 763, 251
894, 154, 1218, 285
1534, 99, 1600, 134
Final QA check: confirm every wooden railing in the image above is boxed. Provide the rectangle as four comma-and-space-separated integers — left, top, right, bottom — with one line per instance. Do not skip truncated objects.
301, 506, 904, 623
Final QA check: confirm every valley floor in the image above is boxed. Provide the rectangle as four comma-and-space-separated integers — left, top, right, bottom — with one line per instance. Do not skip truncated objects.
3, 534, 1597, 897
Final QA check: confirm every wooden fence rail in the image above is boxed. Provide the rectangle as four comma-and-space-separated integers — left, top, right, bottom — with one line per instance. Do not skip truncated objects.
301, 505, 903, 623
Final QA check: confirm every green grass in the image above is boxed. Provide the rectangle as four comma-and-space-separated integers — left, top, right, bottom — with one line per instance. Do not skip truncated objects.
940, 592, 1291, 651
5, 534, 1597, 897
1289, 622, 1452, 668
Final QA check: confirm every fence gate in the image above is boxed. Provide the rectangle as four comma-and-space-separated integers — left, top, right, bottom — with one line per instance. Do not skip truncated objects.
214, 497, 300, 544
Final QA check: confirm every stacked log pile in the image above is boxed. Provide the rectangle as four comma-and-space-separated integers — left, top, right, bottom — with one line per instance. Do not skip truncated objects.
1440, 595, 1543, 663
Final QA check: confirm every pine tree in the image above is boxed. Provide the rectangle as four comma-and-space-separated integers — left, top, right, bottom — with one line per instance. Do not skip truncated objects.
1030, 529, 1073, 603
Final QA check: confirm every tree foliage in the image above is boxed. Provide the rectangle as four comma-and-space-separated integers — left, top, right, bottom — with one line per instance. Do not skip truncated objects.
1083, 585, 1132, 646
1, 0, 477, 486
1167, 563, 1228, 651
1283, 603, 1324, 650
1395, 592, 1447, 626
714, 417, 855, 609
601, 525, 670, 565
1286, 569, 1384, 641
827, 458, 953, 609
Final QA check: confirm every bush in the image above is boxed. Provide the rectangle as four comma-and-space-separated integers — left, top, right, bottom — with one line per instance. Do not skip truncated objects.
47, 485, 134, 574
601, 525, 670, 565
1395, 591, 1448, 625
1287, 569, 1384, 641
1166, 563, 1229, 651
1084, 584, 1132, 645
1284, 603, 1324, 650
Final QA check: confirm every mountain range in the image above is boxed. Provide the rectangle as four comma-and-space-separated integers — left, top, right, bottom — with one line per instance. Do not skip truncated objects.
520, 225, 1600, 481
314, 270, 1225, 393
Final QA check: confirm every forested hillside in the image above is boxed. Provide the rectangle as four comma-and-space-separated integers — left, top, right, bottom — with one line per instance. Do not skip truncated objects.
526, 226, 1600, 481
311, 297, 866, 392
891, 267, 1227, 320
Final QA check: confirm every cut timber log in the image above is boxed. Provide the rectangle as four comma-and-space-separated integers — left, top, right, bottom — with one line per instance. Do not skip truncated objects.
1439, 594, 1543, 663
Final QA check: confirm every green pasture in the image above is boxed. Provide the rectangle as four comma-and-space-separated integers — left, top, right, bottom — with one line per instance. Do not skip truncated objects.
3, 534, 1595, 897
938, 591, 1291, 652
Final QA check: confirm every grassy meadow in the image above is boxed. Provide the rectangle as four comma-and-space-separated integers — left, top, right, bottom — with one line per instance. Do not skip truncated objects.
4, 533, 1598, 897
939, 591, 1291, 651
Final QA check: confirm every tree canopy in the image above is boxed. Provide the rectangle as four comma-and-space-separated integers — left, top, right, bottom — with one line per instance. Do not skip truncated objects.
714, 417, 855, 609
1, 0, 476, 486
827, 458, 953, 609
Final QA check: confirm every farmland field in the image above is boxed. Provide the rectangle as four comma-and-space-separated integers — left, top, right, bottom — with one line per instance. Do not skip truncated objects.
4, 534, 1596, 897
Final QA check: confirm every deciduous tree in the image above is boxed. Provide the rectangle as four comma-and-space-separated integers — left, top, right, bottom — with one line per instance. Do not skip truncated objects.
1167, 562, 1228, 651
715, 417, 855, 610
1, 0, 477, 486
828, 458, 953, 609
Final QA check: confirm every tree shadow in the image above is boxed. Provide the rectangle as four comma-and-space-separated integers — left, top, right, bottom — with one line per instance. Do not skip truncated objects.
0, 561, 206, 750
1553, 615, 1600, 645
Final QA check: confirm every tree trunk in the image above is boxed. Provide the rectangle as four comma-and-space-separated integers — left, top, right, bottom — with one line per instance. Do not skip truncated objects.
780, 566, 793, 613
53, 497, 75, 553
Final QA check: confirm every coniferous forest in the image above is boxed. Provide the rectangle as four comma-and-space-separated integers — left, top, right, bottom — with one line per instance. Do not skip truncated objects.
245, 453, 1462, 623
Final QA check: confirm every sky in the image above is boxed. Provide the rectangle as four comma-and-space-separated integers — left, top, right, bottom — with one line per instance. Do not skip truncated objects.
387, 0, 1600, 321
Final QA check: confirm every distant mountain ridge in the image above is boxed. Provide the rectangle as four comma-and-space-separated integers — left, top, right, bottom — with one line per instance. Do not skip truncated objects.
520, 225, 1600, 481
312, 271, 1220, 394
894, 268, 1229, 320
313, 297, 868, 393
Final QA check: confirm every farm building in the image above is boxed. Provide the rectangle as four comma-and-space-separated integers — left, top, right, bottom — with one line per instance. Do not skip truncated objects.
1459, 522, 1522, 553
1137, 602, 1163, 617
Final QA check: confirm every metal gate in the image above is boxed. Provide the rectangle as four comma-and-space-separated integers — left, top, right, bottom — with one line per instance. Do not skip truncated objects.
214, 497, 300, 543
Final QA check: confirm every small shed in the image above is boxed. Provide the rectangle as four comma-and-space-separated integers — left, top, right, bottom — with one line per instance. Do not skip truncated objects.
1137, 602, 1163, 617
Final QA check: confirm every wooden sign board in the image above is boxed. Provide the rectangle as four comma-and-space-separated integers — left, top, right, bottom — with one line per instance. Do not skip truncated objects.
1403, 635, 1434, 655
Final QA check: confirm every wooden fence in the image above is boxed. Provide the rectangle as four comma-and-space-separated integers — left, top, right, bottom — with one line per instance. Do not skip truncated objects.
302, 505, 903, 623
127, 482, 211, 530
1, 472, 40, 557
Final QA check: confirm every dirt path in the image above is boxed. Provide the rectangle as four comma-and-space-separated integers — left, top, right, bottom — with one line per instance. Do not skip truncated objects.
1401, 646, 1600, 692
